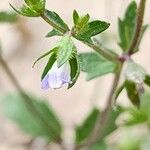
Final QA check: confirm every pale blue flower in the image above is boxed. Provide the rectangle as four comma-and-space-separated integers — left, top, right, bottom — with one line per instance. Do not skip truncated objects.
41, 61, 71, 90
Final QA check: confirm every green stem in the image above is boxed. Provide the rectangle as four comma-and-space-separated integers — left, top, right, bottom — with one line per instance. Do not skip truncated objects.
0, 55, 61, 141
128, 0, 146, 54
41, 12, 68, 34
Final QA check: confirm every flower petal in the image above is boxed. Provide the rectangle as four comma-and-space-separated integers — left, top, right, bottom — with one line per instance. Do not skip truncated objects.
59, 62, 71, 83
41, 74, 50, 90
48, 70, 63, 89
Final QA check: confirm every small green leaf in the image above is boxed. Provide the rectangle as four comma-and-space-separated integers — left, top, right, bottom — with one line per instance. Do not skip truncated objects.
144, 75, 150, 87
68, 54, 80, 88
24, 0, 46, 13
41, 52, 57, 80
0, 11, 18, 23
118, 1, 137, 51
56, 34, 75, 67
46, 29, 63, 37
77, 20, 110, 40
1, 93, 62, 141
125, 80, 140, 107
73, 10, 79, 25
79, 52, 117, 80
10, 3, 40, 17
45, 9, 69, 33
75, 108, 100, 144
77, 14, 90, 29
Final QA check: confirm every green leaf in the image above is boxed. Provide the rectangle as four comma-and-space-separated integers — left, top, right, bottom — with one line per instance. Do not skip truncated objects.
144, 75, 150, 87
45, 9, 69, 33
77, 14, 90, 29
24, 0, 46, 13
100, 106, 123, 138
56, 34, 75, 67
79, 52, 117, 80
123, 92, 150, 126
10, 3, 40, 17
0, 11, 17, 23
41, 52, 57, 80
46, 29, 63, 37
1, 93, 62, 141
124, 108, 148, 126
75, 108, 100, 144
77, 20, 110, 41
141, 93, 150, 117
118, 1, 137, 51
73, 10, 79, 25
125, 80, 140, 107
68, 55, 80, 88
91, 141, 107, 150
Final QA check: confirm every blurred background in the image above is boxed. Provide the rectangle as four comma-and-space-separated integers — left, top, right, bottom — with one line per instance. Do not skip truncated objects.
0, 0, 150, 149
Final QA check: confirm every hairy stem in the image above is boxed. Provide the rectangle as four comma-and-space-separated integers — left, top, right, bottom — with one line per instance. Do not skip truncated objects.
76, 63, 123, 149
0, 55, 61, 141
128, 0, 146, 54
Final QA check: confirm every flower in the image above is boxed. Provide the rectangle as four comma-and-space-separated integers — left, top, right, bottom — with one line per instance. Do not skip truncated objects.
41, 61, 71, 90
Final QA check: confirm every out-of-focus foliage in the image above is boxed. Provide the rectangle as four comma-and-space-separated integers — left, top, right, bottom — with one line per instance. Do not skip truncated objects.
0, 93, 62, 141
118, 1, 148, 53
79, 52, 117, 80
0, 11, 17, 23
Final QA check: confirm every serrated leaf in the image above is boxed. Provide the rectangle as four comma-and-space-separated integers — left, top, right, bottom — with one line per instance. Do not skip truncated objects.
125, 80, 140, 107
10, 4, 40, 17
75, 20, 110, 43
0, 11, 17, 23
75, 108, 100, 144
118, 1, 137, 51
79, 52, 117, 80
73, 10, 79, 25
56, 35, 75, 67
41, 52, 57, 80
68, 55, 80, 88
46, 29, 63, 37
1, 93, 62, 141
78, 20, 110, 39
45, 9, 69, 33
